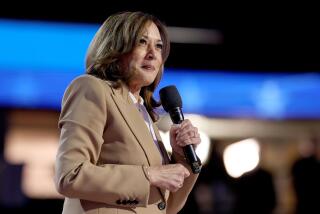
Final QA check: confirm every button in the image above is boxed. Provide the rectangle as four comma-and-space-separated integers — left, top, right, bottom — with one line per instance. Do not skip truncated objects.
133, 200, 139, 205
157, 201, 166, 210
121, 200, 127, 205
116, 199, 121, 205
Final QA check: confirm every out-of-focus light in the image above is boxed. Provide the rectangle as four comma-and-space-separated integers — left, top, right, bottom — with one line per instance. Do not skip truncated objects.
22, 164, 60, 198
223, 138, 260, 178
254, 80, 286, 118
168, 27, 223, 44
5, 128, 61, 198
196, 131, 211, 165
159, 130, 211, 165
159, 130, 171, 154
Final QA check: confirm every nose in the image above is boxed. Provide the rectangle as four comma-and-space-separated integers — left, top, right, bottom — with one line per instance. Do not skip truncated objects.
146, 44, 156, 60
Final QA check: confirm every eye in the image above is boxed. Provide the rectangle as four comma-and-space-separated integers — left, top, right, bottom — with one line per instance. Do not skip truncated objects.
139, 38, 147, 45
156, 43, 163, 50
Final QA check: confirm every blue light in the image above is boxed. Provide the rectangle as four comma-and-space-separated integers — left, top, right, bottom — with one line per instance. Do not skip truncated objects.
0, 19, 98, 71
1, 19, 320, 119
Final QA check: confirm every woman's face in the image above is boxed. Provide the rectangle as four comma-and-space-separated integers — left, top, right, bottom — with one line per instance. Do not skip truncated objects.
120, 21, 163, 90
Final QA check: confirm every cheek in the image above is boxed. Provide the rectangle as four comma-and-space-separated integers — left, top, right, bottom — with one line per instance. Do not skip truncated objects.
132, 55, 144, 66
120, 55, 133, 71
156, 55, 163, 67
127, 58, 140, 71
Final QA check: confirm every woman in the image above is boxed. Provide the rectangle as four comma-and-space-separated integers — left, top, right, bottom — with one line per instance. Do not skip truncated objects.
55, 11, 201, 214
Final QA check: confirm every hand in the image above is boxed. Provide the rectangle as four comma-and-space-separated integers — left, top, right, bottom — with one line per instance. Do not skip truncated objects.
169, 119, 201, 157
147, 164, 190, 192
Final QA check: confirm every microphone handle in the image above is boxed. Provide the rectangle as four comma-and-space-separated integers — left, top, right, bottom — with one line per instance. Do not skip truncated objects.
169, 108, 202, 174
184, 145, 202, 174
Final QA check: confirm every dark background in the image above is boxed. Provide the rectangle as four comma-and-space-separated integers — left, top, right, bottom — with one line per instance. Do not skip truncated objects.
1, 2, 320, 72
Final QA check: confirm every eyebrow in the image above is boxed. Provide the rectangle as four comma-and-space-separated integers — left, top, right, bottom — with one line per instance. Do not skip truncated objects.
141, 35, 163, 43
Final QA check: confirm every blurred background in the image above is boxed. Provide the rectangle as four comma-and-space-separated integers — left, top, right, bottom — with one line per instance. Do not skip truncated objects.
1, 1, 320, 213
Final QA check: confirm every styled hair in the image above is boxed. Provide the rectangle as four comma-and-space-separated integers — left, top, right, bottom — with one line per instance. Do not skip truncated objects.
85, 11, 170, 121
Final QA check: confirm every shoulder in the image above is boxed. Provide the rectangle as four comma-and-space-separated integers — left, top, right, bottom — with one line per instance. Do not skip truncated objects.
65, 74, 114, 95
69, 74, 112, 89
61, 75, 117, 107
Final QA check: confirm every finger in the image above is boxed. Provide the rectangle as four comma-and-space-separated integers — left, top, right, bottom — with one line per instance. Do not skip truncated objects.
170, 126, 181, 143
180, 120, 193, 130
177, 179, 184, 188
175, 164, 188, 173
176, 164, 190, 177
178, 119, 191, 130
176, 132, 200, 145
176, 136, 193, 145
176, 138, 201, 149
190, 138, 201, 150
184, 169, 190, 177
192, 138, 201, 145
167, 181, 179, 192
176, 126, 197, 139
180, 125, 198, 136
170, 124, 181, 134
169, 175, 184, 190
171, 124, 181, 129
176, 130, 198, 142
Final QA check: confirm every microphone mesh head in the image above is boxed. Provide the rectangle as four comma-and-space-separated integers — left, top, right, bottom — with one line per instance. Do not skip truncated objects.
159, 85, 182, 112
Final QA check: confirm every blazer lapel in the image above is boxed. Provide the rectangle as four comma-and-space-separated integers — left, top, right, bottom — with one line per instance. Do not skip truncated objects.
151, 122, 171, 200
152, 123, 171, 164
109, 84, 162, 166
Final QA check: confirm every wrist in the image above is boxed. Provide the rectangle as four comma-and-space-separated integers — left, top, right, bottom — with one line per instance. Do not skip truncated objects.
172, 151, 187, 162
172, 146, 184, 157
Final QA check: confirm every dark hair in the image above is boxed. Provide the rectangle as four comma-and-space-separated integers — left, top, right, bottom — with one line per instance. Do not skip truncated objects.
85, 11, 170, 121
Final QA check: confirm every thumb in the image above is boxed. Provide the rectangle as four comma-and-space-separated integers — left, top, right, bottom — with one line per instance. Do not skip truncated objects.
170, 124, 181, 134
183, 167, 190, 178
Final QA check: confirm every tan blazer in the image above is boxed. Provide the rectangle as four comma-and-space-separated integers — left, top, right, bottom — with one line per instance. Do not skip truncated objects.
55, 75, 198, 214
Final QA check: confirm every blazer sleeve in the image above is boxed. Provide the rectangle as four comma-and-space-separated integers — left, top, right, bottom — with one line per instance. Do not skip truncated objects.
54, 75, 150, 207
166, 152, 200, 214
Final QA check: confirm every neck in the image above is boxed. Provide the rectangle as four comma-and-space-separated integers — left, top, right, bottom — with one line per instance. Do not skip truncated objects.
129, 84, 141, 101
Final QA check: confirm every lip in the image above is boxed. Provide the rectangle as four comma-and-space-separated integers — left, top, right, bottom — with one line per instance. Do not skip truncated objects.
141, 64, 155, 71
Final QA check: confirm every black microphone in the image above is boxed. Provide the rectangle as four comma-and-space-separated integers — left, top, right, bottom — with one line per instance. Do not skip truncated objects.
159, 85, 201, 174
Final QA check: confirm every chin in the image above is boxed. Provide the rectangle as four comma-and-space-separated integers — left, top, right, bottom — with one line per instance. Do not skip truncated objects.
142, 80, 155, 87
142, 75, 157, 86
